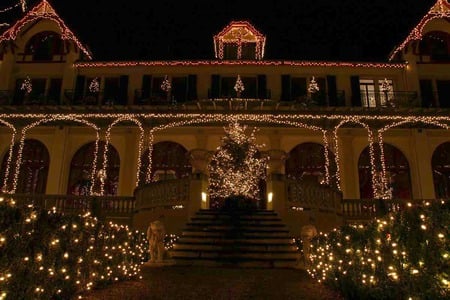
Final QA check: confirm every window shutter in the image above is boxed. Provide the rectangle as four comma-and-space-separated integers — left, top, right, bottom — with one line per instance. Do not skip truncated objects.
350, 76, 361, 106
327, 75, 338, 106
257, 74, 267, 99
281, 75, 291, 101
187, 75, 197, 101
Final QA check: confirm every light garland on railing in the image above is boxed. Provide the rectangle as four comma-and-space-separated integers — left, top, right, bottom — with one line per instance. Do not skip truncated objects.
74, 60, 406, 68
102, 117, 144, 194
10, 116, 99, 194
0, 120, 16, 193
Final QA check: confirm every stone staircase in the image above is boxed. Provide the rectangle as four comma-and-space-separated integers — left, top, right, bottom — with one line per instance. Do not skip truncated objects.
169, 209, 300, 268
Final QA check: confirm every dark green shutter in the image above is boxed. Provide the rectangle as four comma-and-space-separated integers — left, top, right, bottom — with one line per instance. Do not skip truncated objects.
74, 75, 86, 104
281, 75, 291, 101
187, 75, 197, 101
257, 74, 267, 99
350, 76, 361, 106
327, 75, 338, 106
141, 75, 152, 99
118, 75, 129, 105
419, 80, 434, 108
210, 74, 220, 98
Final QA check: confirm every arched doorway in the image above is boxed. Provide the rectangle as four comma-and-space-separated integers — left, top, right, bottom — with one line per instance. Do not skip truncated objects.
358, 143, 411, 199
67, 141, 120, 195
0, 139, 49, 193
431, 141, 450, 198
285, 142, 337, 186
139, 141, 192, 185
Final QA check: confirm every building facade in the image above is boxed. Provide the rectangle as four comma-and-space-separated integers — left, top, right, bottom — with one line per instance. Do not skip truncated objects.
1, 0, 450, 234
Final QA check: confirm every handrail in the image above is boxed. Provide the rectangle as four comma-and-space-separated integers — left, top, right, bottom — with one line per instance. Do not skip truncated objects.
134, 178, 190, 211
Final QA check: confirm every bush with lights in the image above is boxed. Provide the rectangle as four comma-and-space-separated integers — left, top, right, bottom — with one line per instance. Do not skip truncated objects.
0, 197, 148, 300
307, 200, 449, 299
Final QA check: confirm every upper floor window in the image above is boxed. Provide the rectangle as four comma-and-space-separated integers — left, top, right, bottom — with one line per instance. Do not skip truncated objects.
360, 78, 394, 108
24, 31, 64, 61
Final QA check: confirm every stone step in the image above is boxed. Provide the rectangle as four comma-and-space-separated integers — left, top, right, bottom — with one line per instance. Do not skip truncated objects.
196, 210, 278, 216
182, 227, 290, 234
170, 249, 299, 260
180, 231, 292, 240
178, 236, 295, 244
173, 243, 298, 252
189, 217, 284, 223
184, 223, 287, 230
171, 257, 298, 268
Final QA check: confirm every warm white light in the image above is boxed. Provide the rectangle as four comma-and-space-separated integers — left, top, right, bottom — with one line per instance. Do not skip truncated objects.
267, 192, 273, 203
201, 192, 207, 203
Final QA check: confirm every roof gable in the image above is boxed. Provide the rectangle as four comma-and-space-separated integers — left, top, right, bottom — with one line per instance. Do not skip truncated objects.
389, 0, 450, 61
0, 0, 92, 59
213, 21, 266, 60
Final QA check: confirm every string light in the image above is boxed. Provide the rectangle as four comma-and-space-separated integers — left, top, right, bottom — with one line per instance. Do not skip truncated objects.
102, 116, 144, 194
234, 75, 245, 97
75, 60, 406, 68
20, 76, 32, 95
389, 0, 450, 61
0, 0, 92, 59
213, 21, 266, 60
88, 77, 100, 93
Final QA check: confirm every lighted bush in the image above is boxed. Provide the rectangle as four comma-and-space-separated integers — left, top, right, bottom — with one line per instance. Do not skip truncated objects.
308, 200, 449, 300
0, 198, 148, 300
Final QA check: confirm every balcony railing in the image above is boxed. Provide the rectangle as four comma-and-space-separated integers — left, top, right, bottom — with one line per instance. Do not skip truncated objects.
360, 91, 420, 109
341, 198, 442, 222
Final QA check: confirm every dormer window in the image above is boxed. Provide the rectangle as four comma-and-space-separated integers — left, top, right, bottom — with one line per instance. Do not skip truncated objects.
25, 31, 64, 61
214, 21, 266, 60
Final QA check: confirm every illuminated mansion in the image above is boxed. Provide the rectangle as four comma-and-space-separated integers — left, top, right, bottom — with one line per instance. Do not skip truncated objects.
1, 0, 450, 234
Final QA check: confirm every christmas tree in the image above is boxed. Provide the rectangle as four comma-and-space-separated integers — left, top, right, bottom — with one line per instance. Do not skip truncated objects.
208, 121, 267, 209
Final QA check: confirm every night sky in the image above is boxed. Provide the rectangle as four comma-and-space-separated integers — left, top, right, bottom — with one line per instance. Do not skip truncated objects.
0, 0, 440, 61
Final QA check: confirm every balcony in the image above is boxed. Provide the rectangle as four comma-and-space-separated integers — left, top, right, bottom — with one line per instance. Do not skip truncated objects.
360, 91, 420, 109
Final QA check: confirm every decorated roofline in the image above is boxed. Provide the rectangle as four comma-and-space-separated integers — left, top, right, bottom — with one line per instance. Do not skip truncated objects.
0, 0, 92, 60
389, 0, 450, 61
73, 60, 406, 69
213, 20, 266, 60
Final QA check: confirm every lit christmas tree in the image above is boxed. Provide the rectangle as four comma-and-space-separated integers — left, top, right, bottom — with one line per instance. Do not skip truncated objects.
208, 121, 267, 209
234, 75, 245, 98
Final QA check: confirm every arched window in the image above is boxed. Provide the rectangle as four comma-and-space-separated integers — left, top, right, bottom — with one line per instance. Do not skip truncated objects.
358, 143, 411, 199
24, 31, 64, 61
139, 141, 191, 184
67, 141, 120, 196
285, 142, 337, 185
0, 139, 49, 193
431, 141, 450, 198
418, 31, 450, 61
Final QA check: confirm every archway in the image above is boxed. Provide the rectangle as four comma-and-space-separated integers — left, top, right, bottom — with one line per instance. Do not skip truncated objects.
358, 143, 411, 199
139, 141, 191, 184
25, 31, 64, 61
67, 141, 120, 195
0, 139, 49, 194
431, 141, 450, 198
285, 142, 337, 187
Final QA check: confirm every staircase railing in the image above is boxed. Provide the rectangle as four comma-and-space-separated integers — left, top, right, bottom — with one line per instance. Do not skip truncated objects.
0, 193, 135, 223
285, 178, 342, 214
134, 178, 190, 211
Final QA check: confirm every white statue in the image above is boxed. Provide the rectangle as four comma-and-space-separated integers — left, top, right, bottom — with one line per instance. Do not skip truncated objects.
146, 220, 166, 263
300, 217, 318, 268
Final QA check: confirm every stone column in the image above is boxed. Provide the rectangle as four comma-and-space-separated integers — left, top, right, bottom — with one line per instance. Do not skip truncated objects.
188, 148, 212, 175
264, 149, 287, 213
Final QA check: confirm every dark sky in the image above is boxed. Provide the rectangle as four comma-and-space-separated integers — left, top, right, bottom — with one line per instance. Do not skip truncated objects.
1, 0, 439, 61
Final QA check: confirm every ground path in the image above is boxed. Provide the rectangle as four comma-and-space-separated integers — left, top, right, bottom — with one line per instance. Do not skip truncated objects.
79, 264, 344, 300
